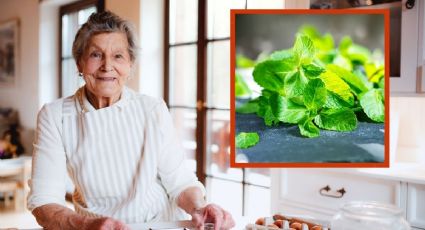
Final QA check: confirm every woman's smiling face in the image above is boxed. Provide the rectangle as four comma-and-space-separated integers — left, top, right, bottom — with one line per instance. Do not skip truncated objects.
78, 32, 132, 99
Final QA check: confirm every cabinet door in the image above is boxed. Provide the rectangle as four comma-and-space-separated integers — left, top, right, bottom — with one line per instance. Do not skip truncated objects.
271, 169, 401, 218
407, 183, 425, 229
391, 0, 422, 93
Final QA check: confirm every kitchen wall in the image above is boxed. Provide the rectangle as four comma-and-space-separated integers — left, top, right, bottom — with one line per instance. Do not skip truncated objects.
0, 0, 39, 154
0, 0, 39, 131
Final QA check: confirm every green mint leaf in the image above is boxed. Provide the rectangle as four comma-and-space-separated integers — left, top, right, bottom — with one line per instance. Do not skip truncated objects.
353, 69, 374, 90
378, 77, 385, 89
360, 89, 385, 122
298, 25, 321, 39
316, 50, 336, 65
236, 100, 259, 114
320, 71, 354, 106
235, 100, 260, 113
293, 35, 315, 63
332, 54, 353, 71
288, 96, 305, 106
284, 71, 309, 98
302, 64, 325, 79
327, 64, 369, 96
235, 73, 252, 97
270, 94, 308, 124
263, 108, 280, 126
364, 63, 385, 83
257, 95, 279, 126
346, 44, 371, 64
236, 132, 259, 149
314, 108, 357, 131
299, 118, 320, 138
270, 49, 294, 60
236, 54, 256, 68
339, 36, 353, 54
324, 91, 353, 109
304, 78, 327, 111
260, 89, 274, 98
253, 59, 296, 94
315, 33, 335, 51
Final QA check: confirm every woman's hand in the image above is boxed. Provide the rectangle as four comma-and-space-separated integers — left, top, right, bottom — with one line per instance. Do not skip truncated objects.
190, 203, 235, 230
32, 204, 130, 230
84, 217, 130, 230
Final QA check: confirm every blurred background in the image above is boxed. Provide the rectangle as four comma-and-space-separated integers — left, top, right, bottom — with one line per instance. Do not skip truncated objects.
236, 14, 385, 64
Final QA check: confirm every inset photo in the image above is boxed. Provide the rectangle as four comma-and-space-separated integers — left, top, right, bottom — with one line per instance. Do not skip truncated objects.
231, 9, 389, 167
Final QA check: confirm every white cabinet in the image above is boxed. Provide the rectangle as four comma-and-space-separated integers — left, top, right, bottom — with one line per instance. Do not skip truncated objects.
271, 169, 400, 219
271, 169, 425, 229
407, 183, 425, 229
392, 0, 424, 93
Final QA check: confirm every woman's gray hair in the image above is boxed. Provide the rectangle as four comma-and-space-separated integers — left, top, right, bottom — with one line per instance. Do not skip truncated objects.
72, 11, 138, 65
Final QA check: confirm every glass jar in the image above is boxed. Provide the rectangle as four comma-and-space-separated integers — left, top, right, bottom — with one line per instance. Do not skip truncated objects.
331, 201, 411, 230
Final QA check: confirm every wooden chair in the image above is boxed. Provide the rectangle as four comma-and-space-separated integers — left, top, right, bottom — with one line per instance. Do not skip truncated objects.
0, 157, 31, 210
0, 177, 20, 209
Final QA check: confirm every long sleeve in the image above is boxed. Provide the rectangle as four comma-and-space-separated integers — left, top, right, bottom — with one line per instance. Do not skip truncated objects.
27, 102, 67, 211
155, 101, 206, 203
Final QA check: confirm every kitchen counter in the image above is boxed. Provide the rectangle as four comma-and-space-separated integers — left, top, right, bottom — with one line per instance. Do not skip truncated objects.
317, 162, 425, 185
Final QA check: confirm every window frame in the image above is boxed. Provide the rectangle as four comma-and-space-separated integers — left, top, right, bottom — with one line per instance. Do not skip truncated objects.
164, 0, 270, 216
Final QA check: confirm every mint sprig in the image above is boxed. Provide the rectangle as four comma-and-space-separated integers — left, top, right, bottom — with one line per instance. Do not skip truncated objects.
236, 28, 385, 138
236, 132, 260, 149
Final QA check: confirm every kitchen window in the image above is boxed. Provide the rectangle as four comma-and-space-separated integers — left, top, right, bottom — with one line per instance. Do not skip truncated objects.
59, 0, 104, 97
165, 0, 280, 216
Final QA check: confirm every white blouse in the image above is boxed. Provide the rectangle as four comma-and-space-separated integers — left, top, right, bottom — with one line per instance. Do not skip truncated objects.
27, 86, 205, 224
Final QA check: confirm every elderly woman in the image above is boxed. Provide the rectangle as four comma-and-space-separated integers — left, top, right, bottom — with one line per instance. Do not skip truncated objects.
28, 11, 234, 230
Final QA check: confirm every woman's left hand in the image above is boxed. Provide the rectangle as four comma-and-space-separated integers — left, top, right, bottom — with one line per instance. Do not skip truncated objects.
190, 203, 235, 230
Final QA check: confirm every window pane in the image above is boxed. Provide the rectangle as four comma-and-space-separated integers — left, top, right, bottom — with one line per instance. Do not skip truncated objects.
169, 107, 197, 172
207, 41, 230, 109
247, 0, 284, 9
62, 12, 79, 58
169, 45, 197, 107
206, 177, 243, 217
207, 0, 245, 39
78, 6, 96, 25
244, 185, 271, 216
206, 110, 241, 181
61, 59, 84, 97
61, 6, 97, 97
245, 168, 271, 187
169, 0, 198, 44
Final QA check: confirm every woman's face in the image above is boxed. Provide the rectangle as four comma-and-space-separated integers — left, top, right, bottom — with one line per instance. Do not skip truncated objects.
78, 32, 132, 98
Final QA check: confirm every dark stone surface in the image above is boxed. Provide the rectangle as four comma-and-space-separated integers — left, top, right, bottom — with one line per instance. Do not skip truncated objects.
236, 113, 385, 163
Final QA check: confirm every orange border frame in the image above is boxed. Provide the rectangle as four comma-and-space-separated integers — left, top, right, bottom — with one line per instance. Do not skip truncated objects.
230, 9, 390, 168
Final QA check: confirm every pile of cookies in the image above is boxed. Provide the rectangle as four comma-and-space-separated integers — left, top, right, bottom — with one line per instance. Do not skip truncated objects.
247, 214, 330, 230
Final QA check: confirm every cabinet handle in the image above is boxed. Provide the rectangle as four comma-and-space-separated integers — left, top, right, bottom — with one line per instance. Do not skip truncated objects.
406, 0, 415, 9
319, 185, 346, 198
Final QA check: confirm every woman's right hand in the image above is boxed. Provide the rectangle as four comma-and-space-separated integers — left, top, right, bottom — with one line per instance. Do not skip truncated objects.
84, 217, 130, 230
